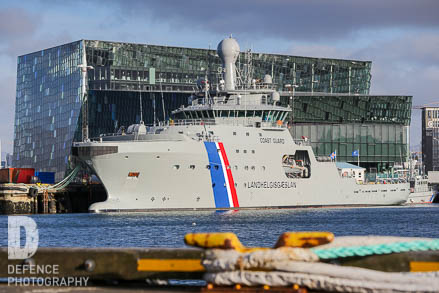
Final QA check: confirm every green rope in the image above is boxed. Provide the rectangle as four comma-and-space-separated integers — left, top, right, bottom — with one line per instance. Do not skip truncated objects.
312, 239, 439, 260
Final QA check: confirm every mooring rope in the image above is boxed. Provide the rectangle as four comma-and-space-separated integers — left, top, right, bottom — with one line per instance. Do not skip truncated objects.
312, 239, 439, 259
38, 166, 81, 191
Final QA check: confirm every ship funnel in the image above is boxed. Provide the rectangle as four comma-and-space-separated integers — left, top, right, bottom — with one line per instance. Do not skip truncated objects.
217, 37, 240, 91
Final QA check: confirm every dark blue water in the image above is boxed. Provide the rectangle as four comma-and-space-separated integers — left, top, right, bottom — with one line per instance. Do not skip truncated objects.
1, 205, 439, 248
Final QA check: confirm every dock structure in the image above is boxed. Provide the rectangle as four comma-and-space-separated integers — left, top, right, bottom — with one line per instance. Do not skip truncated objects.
2, 232, 439, 292
0, 182, 106, 214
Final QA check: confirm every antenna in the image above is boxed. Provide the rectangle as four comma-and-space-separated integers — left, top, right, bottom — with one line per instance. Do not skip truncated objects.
151, 93, 156, 127
159, 72, 166, 122
139, 78, 143, 123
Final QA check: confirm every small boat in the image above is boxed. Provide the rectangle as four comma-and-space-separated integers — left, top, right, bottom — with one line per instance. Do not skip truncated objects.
407, 175, 436, 204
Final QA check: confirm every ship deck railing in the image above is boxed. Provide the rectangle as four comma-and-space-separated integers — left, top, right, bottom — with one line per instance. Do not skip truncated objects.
152, 119, 288, 129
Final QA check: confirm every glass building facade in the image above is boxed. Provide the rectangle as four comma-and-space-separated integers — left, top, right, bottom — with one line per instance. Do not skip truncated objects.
14, 41, 83, 180
422, 107, 439, 173
13, 39, 410, 181
285, 93, 411, 171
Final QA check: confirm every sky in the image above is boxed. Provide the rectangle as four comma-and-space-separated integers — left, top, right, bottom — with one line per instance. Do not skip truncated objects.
0, 0, 438, 156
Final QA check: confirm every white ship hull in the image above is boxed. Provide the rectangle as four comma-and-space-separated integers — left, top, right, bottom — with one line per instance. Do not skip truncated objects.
406, 191, 435, 204
75, 125, 409, 212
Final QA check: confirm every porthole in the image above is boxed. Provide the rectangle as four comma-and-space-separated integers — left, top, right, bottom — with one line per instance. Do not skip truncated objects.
246, 132, 249, 136
251, 166, 255, 170
252, 150, 255, 154
236, 149, 239, 153
233, 132, 236, 135
243, 150, 247, 154
214, 165, 219, 170
173, 165, 180, 170
206, 165, 211, 169
189, 165, 195, 170
245, 166, 249, 170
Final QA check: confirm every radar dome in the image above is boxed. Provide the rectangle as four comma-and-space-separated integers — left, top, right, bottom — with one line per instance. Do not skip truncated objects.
263, 74, 273, 84
217, 37, 240, 91
217, 37, 240, 64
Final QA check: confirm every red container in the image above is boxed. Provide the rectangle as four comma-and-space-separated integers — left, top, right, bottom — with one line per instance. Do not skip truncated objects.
0, 168, 35, 184
15, 168, 35, 184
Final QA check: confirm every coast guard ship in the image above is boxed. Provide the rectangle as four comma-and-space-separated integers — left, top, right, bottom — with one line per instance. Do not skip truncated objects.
73, 37, 409, 212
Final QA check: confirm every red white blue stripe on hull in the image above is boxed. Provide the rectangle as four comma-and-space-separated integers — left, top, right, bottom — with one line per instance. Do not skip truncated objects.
204, 142, 239, 208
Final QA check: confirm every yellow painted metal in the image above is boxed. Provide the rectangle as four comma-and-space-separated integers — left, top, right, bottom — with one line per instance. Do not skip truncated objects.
137, 259, 204, 272
185, 231, 334, 251
184, 232, 246, 251
410, 261, 439, 272
274, 231, 334, 248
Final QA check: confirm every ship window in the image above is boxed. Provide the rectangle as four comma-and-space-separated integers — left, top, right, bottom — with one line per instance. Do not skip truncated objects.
206, 165, 211, 169
252, 150, 255, 154
236, 149, 239, 153
214, 165, 219, 170
251, 166, 255, 170
245, 166, 249, 170
189, 165, 195, 169
262, 166, 266, 171
259, 133, 262, 137
243, 150, 247, 154
235, 165, 238, 170
233, 132, 236, 135
246, 132, 249, 136
173, 165, 180, 170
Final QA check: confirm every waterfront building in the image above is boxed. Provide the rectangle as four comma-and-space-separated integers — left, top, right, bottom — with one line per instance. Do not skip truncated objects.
13, 40, 411, 180
422, 107, 439, 173
286, 92, 411, 171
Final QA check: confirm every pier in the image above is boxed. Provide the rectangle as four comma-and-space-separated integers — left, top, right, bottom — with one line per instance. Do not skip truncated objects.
2, 232, 439, 292
0, 182, 106, 214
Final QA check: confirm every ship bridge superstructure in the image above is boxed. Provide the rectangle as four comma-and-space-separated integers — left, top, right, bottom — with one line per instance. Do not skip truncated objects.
170, 36, 291, 130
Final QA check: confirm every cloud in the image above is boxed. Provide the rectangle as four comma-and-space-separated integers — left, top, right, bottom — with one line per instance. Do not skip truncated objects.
0, 7, 40, 40
106, 0, 439, 41
286, 32, 439, 146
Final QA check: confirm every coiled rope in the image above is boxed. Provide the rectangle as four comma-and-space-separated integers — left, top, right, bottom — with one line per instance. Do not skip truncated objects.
312, 239, 439, 259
